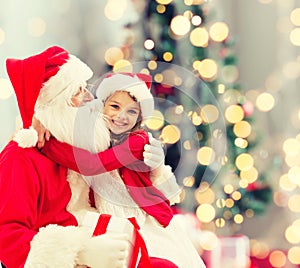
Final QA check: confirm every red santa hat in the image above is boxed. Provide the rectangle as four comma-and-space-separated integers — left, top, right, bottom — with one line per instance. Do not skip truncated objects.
6, 45, 93, 129
96, 72, 154, 121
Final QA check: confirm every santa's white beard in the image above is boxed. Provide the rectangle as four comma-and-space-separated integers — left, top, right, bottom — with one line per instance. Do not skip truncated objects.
35, 100, 110, 152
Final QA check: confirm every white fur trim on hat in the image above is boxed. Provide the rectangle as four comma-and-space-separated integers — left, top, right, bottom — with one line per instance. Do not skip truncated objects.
96, 74, 154, 120
13, 127, 38, 148
35, 55, 93, 108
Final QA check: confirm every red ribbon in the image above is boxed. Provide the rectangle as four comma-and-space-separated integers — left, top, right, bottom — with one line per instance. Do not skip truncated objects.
93, 214, 152, 268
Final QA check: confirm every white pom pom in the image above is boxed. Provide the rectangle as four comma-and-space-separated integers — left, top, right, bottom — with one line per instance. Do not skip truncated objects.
13, 127, 38, 148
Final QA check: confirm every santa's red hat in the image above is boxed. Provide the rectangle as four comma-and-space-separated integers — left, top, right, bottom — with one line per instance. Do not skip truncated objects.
6, 46, 93, 129
96, 72, 154, 121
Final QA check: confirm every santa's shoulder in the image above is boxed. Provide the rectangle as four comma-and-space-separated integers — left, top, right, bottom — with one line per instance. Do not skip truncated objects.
0, 140, 50, 165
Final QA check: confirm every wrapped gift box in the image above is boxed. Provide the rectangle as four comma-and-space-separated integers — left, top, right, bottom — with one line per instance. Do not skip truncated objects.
204, 235, 250, 268
83, 212, 135, 267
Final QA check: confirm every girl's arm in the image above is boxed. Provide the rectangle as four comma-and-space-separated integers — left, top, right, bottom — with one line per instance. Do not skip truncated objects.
42, 131, 149, 176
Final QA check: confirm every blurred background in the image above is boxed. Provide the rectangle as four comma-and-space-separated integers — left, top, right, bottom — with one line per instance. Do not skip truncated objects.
1, 0, 300, 267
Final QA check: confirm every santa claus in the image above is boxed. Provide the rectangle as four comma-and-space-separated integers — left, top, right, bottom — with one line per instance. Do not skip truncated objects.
0, 46, 168, 268
37, 72, 206, 268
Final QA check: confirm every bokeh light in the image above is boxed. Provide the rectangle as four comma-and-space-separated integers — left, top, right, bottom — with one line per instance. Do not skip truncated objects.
104, 47, 124, 66
199, 231, 219, 250
27, 17, 46, 37
233, 213, 243, 224
195, 187, 215, 204
183, 176, 195, 187
197, 146, 216, 166
225, 105, 244, 123
190, 27, 209, 47
0, 28, 5, 45
290, 8, 300, 26
209, 22, 229, 42
156, 0, 173, 4
215, 217, 226, 228
251, 240, 270, 259
163, 51, 173, 62
156, 4, 166, 14
144, 39, 155, 50
269, 250, 286, 268
289, 28, 300, 46
0, 79, 14, 100
279, 174, 297, 191
198, 58, 218, 80
273, 191, 289, 207
160, 125, 181, 144
192, 112, 202, 126
221, 65, 239, 83
287, 166, 300, 185
191, 15, 202, 26
200, 104, 219, 123
288, 246, 300, 264
235, 138, 248, 149
282, 61, 300, 79
144, 110, 165, 130
283, 138, 300, 156
170, 15, 191, 36
285, 225, 300, 244
196, 203, 216, 223
255, 92, 275, 112
235, 153, 254, 171
288, 195, 300, 212
233, 120, 251, 138
113, 59, 132, 72
104, 0, 127, 21
240, 167, 258, 184
148, 60, 157, 70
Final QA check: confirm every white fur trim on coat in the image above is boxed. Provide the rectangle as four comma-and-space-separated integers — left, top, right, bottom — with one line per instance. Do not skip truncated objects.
24, 224, 90, 268
35, 55, 93, 108
96, 73, 154, 120
150, 165, 182, 205
13, 127, 38, 148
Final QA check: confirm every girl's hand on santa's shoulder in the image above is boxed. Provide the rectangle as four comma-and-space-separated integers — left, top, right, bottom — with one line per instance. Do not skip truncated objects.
32, 116, 51, 149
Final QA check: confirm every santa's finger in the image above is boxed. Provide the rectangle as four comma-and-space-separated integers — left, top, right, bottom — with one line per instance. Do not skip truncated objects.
117, 249, 129, 260
114, 259, 127, 268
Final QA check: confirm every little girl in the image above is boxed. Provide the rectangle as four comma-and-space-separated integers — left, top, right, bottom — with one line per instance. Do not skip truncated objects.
42, 73, 206, 268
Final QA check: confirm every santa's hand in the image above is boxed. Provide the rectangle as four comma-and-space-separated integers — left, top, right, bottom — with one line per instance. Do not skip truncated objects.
143, 132, 165, 170
32, 116, 51, 148
77, 233, 129, 268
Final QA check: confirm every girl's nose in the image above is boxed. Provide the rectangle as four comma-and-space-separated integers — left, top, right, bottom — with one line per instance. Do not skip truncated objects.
117, 109, 126, 119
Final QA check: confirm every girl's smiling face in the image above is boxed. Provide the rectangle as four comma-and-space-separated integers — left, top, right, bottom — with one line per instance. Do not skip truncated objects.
103, 91, 141, 135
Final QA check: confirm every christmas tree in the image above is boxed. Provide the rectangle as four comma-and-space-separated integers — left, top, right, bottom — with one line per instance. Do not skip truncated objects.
104, 0, 272, 234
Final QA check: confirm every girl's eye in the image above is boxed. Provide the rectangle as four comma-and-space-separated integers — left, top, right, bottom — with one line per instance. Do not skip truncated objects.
128, 110, 138, 115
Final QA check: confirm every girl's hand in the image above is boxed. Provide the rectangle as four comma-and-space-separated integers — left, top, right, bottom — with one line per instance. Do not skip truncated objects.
143, 132, 165, 170
32, 116, 51, 148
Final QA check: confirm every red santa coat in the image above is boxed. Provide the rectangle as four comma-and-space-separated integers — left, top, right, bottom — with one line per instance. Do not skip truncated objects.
42, 130, 173, 228
0, 141, 90, 267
